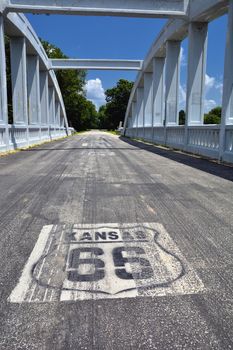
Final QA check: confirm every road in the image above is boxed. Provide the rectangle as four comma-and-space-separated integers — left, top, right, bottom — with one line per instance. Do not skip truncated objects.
0, 130, 233, 350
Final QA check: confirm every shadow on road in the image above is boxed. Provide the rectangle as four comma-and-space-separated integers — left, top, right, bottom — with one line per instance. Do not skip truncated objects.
23, 147, 138, 151
120, 136, 233, 182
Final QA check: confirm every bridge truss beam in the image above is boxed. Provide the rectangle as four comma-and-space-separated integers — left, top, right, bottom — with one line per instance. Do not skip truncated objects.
51, 59, 143, 71
1, 0, 188, 18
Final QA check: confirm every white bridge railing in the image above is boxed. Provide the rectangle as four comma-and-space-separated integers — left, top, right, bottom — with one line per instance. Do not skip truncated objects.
0, 125, 67, 152
123, 1, 233, 165
125, 125, 233, 163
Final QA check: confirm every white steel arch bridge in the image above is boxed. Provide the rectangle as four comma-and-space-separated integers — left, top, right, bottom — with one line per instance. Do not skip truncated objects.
0, 0, 232, 163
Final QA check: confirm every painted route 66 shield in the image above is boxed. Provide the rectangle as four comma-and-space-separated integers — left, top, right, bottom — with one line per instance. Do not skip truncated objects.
9, 223, 204, 302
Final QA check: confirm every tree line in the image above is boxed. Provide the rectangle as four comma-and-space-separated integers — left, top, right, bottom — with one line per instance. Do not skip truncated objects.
179, 107, 222, 125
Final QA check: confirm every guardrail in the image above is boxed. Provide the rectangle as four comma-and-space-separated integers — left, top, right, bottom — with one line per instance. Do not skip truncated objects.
0, 125, 67, 152
125, 125, 233, 163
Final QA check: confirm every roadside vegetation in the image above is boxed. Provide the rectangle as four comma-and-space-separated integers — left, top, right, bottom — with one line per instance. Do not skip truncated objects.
179, 107, 222, 125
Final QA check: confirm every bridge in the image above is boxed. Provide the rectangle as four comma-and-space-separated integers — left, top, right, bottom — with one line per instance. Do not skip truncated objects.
0, 1, 233, 349
0, 0, 232, 162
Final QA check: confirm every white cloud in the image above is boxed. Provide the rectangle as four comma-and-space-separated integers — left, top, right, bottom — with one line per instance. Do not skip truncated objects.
179, 84, 186, 110
205, 74, 216, 91
180, 47, 187, 67
204, 99, 217, 112
215, 81, 223, 95
179, 82, 218, 112
85, 78, 106, 110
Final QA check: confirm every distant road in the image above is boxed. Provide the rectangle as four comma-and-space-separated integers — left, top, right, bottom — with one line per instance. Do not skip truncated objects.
0, 130, 233, 349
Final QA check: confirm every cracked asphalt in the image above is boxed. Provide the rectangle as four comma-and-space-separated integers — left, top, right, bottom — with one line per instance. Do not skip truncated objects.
0, 130, 233, 349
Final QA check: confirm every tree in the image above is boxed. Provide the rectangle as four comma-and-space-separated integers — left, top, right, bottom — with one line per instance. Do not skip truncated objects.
179, 110, 186, 125
5, 36, 13, 123
41, 40, 92, 130
204, 106, 221, 124
98, 105, 108, 129
103, 79, 134, 130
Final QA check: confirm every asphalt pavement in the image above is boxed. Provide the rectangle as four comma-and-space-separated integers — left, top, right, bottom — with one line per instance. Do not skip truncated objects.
0, 130, 233, 350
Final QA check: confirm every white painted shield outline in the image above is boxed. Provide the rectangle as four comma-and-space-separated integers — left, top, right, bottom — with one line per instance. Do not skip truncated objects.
30, 225, 186, 296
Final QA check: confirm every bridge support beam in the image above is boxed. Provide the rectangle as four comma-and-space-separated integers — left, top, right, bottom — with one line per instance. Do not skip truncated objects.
3, 0, 187, 18
27, 55, 41, 125
48, 87, 55, 126
219, 1, 233, 160
55, 100, 60, 127
136, 87, 144, 137
186, 22, 208, 126
132, 101, 137, 129
0, 14, 9, 150
40, 71, 49, 126
144, 73, 153, 127
165, 41, 181, 126
152, 57, 165, 126
10, 37, 28, 126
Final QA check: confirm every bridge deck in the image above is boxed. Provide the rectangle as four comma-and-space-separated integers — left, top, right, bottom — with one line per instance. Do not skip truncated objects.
0, 131, 233, 349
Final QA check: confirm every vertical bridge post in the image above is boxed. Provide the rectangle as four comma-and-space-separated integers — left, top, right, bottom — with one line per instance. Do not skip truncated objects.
0, 14, 9, 151
165, 41, 181, 127
136, 87, 144, 138
143, 72, 153, 140
219, 1, 233, 161
185, 22, 208, 148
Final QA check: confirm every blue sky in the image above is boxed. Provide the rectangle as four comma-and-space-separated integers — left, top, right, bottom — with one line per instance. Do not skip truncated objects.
27, 13, 227, 111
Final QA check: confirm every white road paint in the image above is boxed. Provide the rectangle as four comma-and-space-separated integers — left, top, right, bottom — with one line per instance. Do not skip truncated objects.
9, 225, 53, 302
82, 143, 88, 147
8, 223, 205, 303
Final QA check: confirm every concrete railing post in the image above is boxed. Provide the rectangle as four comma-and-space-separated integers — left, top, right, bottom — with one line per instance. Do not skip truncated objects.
185, 22, 208, 149
0, 14, 9, 150
219, 1, 233, 160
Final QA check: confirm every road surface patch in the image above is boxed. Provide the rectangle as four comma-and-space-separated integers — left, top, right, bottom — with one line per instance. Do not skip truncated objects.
8, 223, 204, 302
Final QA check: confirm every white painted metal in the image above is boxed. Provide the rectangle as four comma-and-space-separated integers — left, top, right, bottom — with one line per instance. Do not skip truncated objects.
219, 0, 233, 160
51, 59, 143, 71
152, 57, 165, 126
27, 55, 41, 125
144, 73, 153, 127
10, 37, 28, 125
137, 88, 144, 128
40, 71, 49, 126
3, 0, 187, 18
0, 14, 9, 151
165, 40, 181, 126
132, 101, 137, 128
48, 87, 55, 126
186, 22, 208, 126
55, 100, 61, 127
124, 1, 232, 164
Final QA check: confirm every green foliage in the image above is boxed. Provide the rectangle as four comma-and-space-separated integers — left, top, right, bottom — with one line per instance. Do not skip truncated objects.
5, 36, 13, 123
179, 110, 186, 125
65, 93, 98, 130
98, 79, 134, 130
204, 106, 221, 124
41, 40, 96, 130
98, 105, 109, 129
